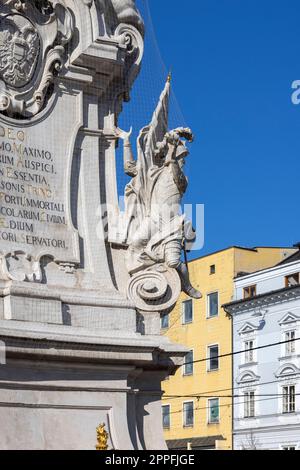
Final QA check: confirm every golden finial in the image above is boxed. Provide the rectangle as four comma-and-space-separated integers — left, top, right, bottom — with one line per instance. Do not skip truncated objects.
95, 423, 109, 451
167, 71, 172, 83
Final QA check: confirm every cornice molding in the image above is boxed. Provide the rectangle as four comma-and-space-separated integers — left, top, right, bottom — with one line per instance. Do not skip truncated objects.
224, 285, 300, 316
236, 370, 260, 384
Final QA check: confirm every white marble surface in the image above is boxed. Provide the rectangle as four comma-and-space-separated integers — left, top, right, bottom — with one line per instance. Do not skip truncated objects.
0, 0, 187, 450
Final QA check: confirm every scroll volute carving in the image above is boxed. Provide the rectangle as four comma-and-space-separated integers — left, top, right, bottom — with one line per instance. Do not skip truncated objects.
114, 22, 144, 99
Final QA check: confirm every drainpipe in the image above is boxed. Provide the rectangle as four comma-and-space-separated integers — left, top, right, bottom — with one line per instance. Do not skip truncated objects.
223, 305, 234, 451
231, 311, 234, 451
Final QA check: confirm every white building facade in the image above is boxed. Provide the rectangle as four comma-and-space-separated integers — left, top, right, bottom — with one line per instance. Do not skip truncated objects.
224, 251, 300, 450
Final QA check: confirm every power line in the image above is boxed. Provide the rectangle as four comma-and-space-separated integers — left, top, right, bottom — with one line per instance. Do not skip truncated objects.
162, 377, 282, 400
162, 391, 299, 432
180, 337, 300, 368
161, 339, 300, 401
164, 393, 300, 399
162, 391, 300, 435
165, 396, 274, 417
163, 394, 297, 418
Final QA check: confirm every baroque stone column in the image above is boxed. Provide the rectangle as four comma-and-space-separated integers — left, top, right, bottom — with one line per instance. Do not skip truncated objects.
0, 0, 187, 450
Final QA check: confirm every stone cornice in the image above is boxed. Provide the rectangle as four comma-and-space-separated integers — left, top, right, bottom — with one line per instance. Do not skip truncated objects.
0, 320, 187, 371
234, 421, 300, 431
223, 285, 300, 316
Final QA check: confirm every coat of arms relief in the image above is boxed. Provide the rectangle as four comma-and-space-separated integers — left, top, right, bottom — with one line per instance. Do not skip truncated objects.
0, 14, 40, 89
0, 0, 144, 119
0, 0, 74, 118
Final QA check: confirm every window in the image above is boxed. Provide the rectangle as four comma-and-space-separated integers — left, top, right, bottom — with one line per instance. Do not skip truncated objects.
182, 300, 193, 324
244, 391, 255, 418
208, 398, 219, 423
183, 401, 194, 427
208, 345, 219, 371
161, 313, 169, 329
243, 285, 257, 299
245, 340, 254, 363
285, 273, 299, 288
183, 350, 194, 376
207, 292, 218, 318
282, 446, 296, 450
162, 405, 170, 429
210, 264, 216, 275
283, 385, 295, 414
285, 331, 296, 355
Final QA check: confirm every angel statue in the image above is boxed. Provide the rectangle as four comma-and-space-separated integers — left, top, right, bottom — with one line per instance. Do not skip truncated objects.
116, 76, 201, 304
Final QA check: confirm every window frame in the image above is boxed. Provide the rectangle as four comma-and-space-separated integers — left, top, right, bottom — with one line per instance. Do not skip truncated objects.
244, 339, 255, 364
285, 330, 296, 356
285, 273, 300, 288
162, 404, 171, 429
207, 397, 220, 424
243, 285, 257, 299
244, 390, 255, 418
183, 349, 194, 376
183, 400, 194, 428
206, 291, 219, 319
282, 384, 296, 414
161, 313, 169, 330
182, 299, 193, 325
207, 344, 219, 372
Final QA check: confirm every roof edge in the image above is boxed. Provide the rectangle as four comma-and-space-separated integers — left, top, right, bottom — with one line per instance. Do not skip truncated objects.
188, 246, 295, 264
223, 284, 300, 314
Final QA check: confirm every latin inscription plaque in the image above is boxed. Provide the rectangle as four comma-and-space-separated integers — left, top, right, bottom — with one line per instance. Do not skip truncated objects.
0, 91, 81, 278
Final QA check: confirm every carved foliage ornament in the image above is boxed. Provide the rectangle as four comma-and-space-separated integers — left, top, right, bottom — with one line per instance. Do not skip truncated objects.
0, 251, 41, 282
0, 0, 74, 118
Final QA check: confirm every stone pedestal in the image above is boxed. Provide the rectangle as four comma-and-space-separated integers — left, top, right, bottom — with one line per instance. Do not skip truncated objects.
0, 0, 187, 449
0, 319, 185, 450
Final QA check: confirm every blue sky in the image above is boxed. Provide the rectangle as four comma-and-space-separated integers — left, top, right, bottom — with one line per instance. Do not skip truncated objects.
118, 0, 300, 259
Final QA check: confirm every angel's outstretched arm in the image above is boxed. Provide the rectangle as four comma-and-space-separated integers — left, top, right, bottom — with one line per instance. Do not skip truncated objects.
115, 127, 136, 176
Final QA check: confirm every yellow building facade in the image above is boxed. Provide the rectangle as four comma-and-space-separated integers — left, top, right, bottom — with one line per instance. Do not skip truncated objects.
161, 246, 297, 450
